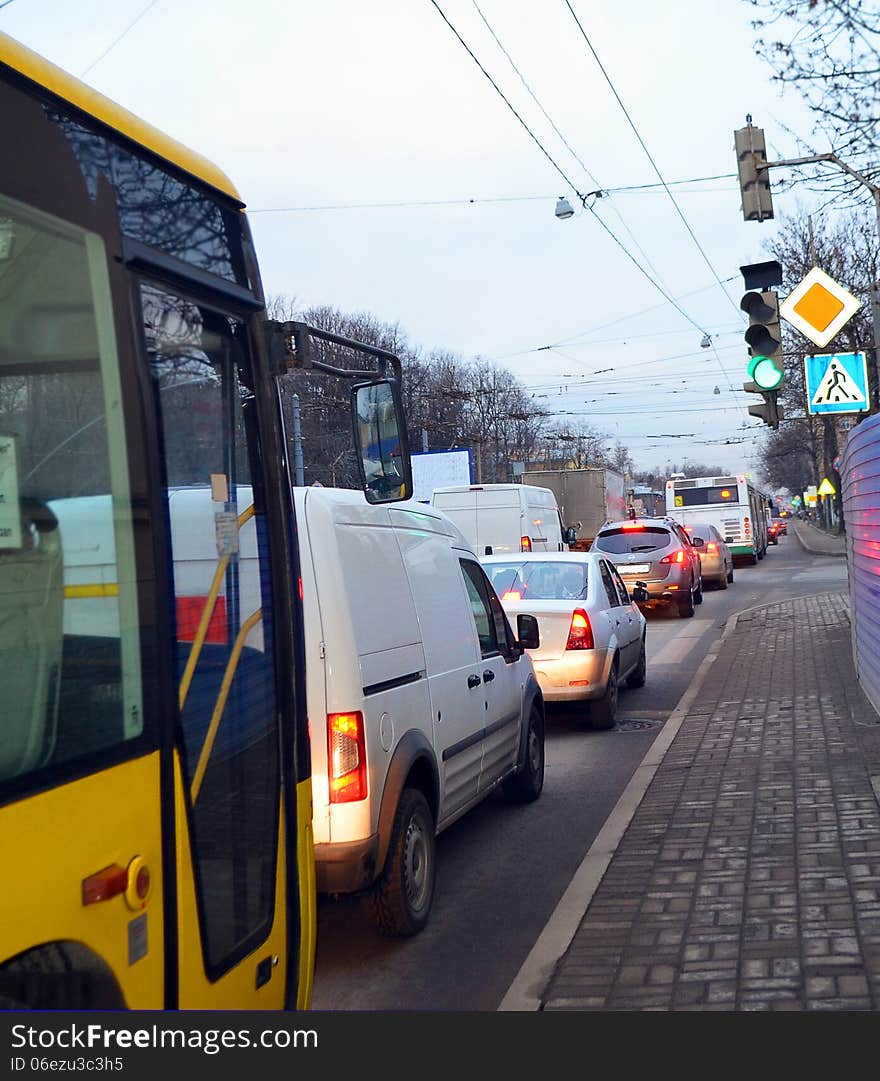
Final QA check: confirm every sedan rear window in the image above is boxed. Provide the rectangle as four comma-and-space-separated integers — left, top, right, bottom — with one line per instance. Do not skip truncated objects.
593, 527, 672, 554
486, 561, 588, 600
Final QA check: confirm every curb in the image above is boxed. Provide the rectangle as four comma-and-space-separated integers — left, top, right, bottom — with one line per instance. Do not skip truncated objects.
792, 524, 846, 558
498, 591, 850, 1012
497, 614, 738, 1012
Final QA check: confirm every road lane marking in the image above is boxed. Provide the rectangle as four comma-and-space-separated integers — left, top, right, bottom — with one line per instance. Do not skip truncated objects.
649, 619, 714, 666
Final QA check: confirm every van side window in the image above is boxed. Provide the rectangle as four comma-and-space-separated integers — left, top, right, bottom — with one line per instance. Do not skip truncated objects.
460, 559, 500, 657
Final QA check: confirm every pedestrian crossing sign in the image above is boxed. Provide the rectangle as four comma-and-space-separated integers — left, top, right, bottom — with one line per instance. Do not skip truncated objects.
804, 351, 870, 415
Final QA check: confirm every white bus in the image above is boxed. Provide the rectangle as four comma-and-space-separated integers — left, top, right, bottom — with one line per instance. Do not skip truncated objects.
665, 474, 769, 564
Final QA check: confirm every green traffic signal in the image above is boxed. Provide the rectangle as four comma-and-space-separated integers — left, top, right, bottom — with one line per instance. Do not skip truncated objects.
747, 353, 784, 390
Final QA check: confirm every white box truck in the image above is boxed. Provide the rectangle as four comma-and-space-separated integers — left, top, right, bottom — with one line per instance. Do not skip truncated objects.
522, 468, 627, 549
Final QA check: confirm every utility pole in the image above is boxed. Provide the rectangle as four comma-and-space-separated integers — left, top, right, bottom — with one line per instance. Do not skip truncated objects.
291, 393, 304, 486
759, 148, 880, 405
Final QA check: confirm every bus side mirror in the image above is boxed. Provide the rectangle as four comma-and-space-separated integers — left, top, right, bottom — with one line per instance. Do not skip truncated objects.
351, 379, 413, 504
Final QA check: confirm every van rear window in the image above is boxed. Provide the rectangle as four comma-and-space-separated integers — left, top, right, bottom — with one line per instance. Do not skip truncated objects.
486, 561, 588, 601
593, 527, 671, 554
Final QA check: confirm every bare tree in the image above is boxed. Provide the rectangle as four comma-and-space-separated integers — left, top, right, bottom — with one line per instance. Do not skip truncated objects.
745, 0, 880, 190
758, 206, 878, 519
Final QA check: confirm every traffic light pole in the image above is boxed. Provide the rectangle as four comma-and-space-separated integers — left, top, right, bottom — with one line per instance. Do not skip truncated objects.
759, 151, 880, 403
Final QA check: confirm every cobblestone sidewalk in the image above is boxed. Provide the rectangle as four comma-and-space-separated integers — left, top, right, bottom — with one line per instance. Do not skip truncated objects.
540, 592, 880, 1011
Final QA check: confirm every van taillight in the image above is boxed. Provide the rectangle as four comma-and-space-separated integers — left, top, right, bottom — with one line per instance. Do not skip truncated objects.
328, 712, 367, 803
521, 536, 532, 552
566, 609, 594, 651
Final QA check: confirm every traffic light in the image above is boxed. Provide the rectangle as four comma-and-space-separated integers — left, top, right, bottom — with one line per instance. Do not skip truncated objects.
740, 286, 784, 429
742, 385, 784, 430
734, 121, 773, 222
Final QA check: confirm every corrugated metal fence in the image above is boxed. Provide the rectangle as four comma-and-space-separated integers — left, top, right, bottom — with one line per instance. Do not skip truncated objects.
841, 413, 880, 717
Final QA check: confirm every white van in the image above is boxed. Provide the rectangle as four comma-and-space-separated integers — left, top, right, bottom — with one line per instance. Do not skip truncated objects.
430, 483, 572, 556
295, 488, 544, 935
50, 486, 545, 938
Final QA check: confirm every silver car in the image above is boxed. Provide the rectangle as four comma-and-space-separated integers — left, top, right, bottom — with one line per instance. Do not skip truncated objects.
682, 521, 734, 589
591, 517, 703, 618
481, 551, 647, 730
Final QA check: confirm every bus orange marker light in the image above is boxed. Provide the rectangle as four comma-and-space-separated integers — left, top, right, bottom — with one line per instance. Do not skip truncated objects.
82, 864, 128, 906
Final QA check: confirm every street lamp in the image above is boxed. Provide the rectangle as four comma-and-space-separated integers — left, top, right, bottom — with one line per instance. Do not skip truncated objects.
554, 196, 575, 220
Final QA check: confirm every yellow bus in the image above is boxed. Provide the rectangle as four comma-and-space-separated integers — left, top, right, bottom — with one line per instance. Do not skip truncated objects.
0, 31, 411, 1010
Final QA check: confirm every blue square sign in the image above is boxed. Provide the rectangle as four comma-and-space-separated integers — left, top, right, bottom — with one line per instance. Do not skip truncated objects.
804, 351, 870, 415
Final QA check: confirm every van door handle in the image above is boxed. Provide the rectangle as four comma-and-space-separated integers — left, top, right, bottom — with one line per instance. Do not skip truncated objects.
482, 669, 495, 683
467, 674, 482, 689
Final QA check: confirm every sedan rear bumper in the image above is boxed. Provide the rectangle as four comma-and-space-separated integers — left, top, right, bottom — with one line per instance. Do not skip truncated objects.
532, 648, 612, 701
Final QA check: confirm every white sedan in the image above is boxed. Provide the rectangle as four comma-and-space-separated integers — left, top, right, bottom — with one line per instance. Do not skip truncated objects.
482, 551, 647, 730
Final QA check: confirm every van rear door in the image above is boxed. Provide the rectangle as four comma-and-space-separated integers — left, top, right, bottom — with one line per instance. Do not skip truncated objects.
430, 489, 478, 551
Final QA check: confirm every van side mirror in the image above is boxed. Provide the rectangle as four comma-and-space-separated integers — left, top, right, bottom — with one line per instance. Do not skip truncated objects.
564, 526, 578, 546
517, 613, 540, 650
351, 379, 413, 504
632, 581, 650, 604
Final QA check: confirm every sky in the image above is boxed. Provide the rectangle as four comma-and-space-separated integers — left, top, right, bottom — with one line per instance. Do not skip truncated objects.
3, 0, 827, 478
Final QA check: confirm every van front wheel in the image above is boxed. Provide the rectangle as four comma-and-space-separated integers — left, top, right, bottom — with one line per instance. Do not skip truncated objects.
369, 788, 436, 938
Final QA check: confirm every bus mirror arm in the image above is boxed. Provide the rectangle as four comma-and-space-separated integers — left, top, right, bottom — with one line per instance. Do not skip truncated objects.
264, 320, 403, 384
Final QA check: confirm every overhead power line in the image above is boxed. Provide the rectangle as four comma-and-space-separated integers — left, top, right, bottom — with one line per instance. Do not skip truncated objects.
562, 0, 743, 325
248, 174, 737, 214
428, 0, 582, 196
470, 0, 668, 287
81, 0, 162, 77
427, 0, 717, 343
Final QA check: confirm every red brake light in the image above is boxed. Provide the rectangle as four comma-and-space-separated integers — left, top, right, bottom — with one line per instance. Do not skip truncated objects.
501, 590, 522, 602
328, 711, 367, 803
622, 521, 643, 530
566, 608, 594, 651
706, 542, 718, 554
660, 549, 686, 565
520, 535, 532, 552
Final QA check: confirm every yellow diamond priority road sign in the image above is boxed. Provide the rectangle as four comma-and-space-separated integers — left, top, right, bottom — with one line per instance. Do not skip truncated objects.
780, 267, 861, 348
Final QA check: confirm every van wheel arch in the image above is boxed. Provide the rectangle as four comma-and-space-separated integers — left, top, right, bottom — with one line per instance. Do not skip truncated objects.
375, 730, 439, 880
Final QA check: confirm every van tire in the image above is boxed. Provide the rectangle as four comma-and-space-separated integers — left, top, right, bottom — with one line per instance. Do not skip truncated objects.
503, 707, 545, 804
369, 788, 435, 938
590, 661, 618, 730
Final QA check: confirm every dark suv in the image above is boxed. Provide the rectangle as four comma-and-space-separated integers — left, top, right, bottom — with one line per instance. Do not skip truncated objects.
591, 517, 703, 617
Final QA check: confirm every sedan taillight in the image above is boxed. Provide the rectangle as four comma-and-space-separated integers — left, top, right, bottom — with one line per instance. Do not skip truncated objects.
705, 542, 718, 554
566, 608, 594, 651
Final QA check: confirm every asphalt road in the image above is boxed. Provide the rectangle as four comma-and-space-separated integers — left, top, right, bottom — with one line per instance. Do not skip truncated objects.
309, 536, 848, 1011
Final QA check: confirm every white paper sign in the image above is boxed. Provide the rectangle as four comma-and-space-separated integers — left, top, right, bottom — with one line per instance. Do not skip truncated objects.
0, 434, 22, 548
